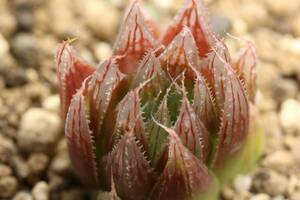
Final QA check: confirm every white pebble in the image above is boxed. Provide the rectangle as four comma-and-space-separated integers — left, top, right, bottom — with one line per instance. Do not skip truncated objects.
18, 108, 61, 154
279, 99, 300, 134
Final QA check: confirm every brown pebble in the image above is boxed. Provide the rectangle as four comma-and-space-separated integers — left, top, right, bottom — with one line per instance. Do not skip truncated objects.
0, 176, 18, 198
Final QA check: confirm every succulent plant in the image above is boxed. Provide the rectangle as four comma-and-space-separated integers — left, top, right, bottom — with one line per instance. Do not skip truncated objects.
56, 0, 263, 199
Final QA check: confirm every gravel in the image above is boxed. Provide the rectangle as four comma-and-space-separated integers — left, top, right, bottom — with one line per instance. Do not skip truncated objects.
0, 175, 18, 198
279, 99, 300, 134
0, 135, 16, 163
83, 0, 120, 40
11, 33, 40, 68
32, 181, 49, 200
0, 0, 299, 199
17, 108, 61, 154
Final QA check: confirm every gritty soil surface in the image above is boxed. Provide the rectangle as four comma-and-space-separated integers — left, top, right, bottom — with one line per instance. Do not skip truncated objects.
0, 0, 300, 199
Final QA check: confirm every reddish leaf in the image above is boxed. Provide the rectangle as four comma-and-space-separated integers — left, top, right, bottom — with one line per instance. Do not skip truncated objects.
147, 93, 171, 167
233, 42, 257, 102
161, 0, 216, 57
200, 40, 231, 109
65, 80, 98, 187
87, 58, 125, 141
159, 27, 201, 79
113, 1, 156, 74
97, 173, 121, 200
193, 71, 218, 133
113, 88, 147, 150
134, 50, 164, 85
150, 126, 214, 200
105, 131, 157, 200
56, 42, 95, 119
213, 64, 249, 167
175, 91, 210, 162
133, 50, 169, 102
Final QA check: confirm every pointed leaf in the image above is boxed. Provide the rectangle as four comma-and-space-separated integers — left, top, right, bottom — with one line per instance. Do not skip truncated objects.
147, 94, 171, 167
87, 58, 125, 141
113, 88, 147, 150
193, 71, 218, 133
105, 131, 157, 200
133, 50, 165, 86
200, 40, 231, 109
161, 0, 216, 57
150, 127, 214, 200
233, 42, 257, 102
132, 50, 169, 103
213, 64, 249, 167
56, 41, 95, 119
175, 92, 210, 162
113, 1, 156, 74
65, 80, 98, 187
159, 27, 201, 79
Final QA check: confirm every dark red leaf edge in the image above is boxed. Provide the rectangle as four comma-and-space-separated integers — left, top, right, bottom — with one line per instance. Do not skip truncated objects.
175, 88, 210, 162
113, 0, 156, 74
149, 125, 214, 200
87, 58, 125, 141
104, 130, 157, 200
233, 42, 257, 103
161, 0, 216, 57
212, 63, 249, 167
159, 27, 201, 79
65, 79, 98, 187
56, 41, 95, 119
112, 87, 148, 151
193, 69, 219, 135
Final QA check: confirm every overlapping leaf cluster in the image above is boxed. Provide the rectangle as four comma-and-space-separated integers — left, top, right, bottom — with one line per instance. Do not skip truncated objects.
56, 0, 259, 199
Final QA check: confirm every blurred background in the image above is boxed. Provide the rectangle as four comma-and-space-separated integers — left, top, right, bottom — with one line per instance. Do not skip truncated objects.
0, 0, 300, 199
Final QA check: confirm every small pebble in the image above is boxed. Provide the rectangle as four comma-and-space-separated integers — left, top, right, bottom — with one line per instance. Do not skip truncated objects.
0, 11, 17, 37
28, 153, 49, 176
0, 33, 9, 56
290, 191, 300, 200
32, 181, 49, 200
264, 0, 300, 17
252, 170, 288, 196
0, 176, 18, 198
272, 78, 298, 104
287, 175, 300, 196
250, 193, 271, 200
0, 134, 16, 163
233, 174, 252, 194
272, 196, 285, 200
93, 42, 112, 62
42, 95, 60, 114
259, 112, 283, 154
11, 33, 40, 68
0, 164, 12, 178
292, 13, 300, 37
15, 6, 35, 31
61, 189, 87, 200
18, 108, 61, 154
210, 12, 232, 36
290, 138, 300, 164
257, 62, 279, 96
276, 37, 300, 76
279, 99, 300, 134
83, 0, 120, 40
47, 0, 76, 37
239, 2, 268, 30
262, 150, 295, 173
13, 191, 33, 200
50, 152, 71, 175
13, 156, 30, 180
221, 186, 235, 200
